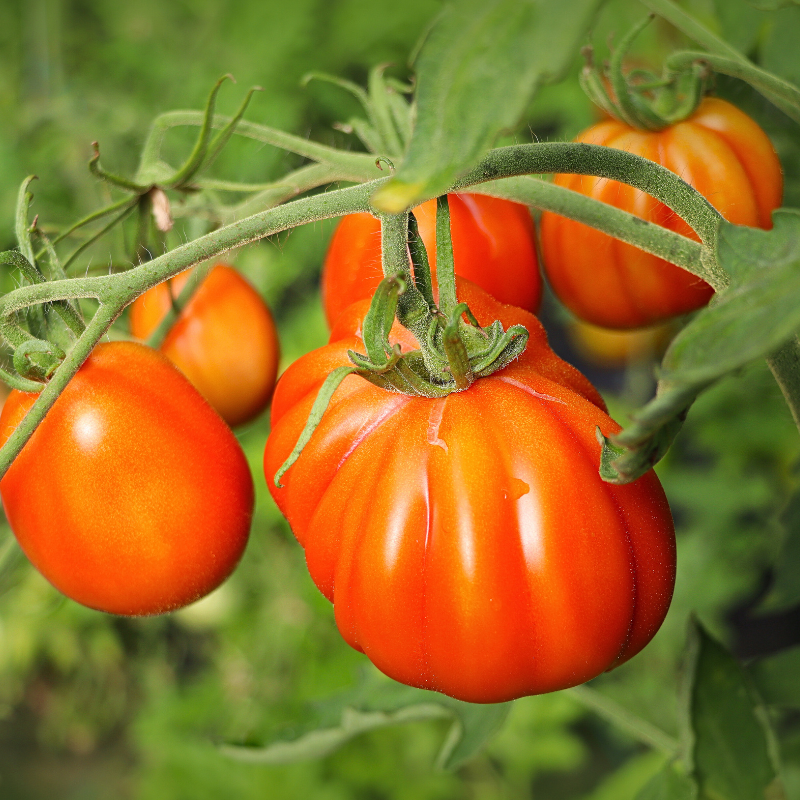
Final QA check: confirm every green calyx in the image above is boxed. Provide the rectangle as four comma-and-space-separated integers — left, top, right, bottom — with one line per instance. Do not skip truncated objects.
580, 15, 711, 131
274, 197, 529, 487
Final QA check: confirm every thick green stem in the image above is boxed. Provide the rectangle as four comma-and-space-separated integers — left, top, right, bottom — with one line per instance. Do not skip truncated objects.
475, 176, 707, 282
454, 142, 725, 288
0, 303, 118, 477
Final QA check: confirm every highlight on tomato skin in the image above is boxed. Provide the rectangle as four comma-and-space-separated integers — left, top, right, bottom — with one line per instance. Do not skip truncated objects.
130, 263, 280, 427
264, 279, 676, 704
0, 341, 254, 617
540, 97, 783, 330
321, 193, 542, 327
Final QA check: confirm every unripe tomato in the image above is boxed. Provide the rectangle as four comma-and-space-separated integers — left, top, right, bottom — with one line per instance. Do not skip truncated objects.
0, 341, 254, 616
321, 193, 542, 327
130, 264, 280, 427
265, 280, 675, 703
540, 97, 783, 329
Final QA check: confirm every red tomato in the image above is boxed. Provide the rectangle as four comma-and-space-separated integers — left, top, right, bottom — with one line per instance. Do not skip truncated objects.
540, 97, 783, 329
0, 341, 254, 616
264, 280, 675, 703
130, 264, 280, 427
567, 318, 676, 368
321, 193, 542, 327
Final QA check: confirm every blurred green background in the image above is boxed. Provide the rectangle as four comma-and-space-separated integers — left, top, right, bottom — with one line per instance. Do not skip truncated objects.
2, 0, 800, 797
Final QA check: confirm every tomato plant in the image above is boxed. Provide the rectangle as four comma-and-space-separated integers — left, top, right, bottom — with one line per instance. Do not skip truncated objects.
0, 341, 254, 616
540, 97, 783, 329
265, 279, 675, 703
129, 264, 280, 427
321, 193, 542, 326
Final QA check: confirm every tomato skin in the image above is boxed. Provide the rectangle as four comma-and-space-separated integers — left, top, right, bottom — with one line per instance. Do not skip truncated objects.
540, 98, 783, 329
130, 264, 280, 427
265, 280, 675, 703
322, 193, 542, 327
0, 341, 254, 616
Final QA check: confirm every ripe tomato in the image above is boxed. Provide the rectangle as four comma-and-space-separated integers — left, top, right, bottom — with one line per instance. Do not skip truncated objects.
540, 97, 783, 329
130, 264, 280, 427
0, 341, 254, 616
264, 280, 675, 703
321, 193, 542, 327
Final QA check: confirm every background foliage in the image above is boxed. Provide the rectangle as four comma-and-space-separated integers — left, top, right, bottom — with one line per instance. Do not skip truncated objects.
1, 0, 800, 797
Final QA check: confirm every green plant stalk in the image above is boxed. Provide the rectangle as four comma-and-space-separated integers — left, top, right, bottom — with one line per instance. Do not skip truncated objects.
476, 176, 706, 279
135, 111, 380, 185
145, 260, 217, 350
665, 51, 800, 125
642, 0, 800, 123
0, 142, 723, 478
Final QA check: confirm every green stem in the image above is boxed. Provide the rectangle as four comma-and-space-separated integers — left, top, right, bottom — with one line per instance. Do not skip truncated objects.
0, 303, 118, 478
567, 685, 680, 756
475, 176, 708, 283
435, 196, 458, 317
665, 51, 800, 126
136, 112, 379, 185
453, 142, 725, 288
146, 261, 216, 349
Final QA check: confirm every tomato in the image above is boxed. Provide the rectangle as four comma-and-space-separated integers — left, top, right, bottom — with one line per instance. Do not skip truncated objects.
264, 280, 675, 703
321, 193, 542, 327
0, 341, 254, 616
540, 97, 783, 329
130, 264, 280, 427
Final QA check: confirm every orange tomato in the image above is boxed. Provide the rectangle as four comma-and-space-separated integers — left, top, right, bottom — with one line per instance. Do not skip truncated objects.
322, 193, 542, 326
130, 264, 279, 427
265, 280, 675, 703
0, 341, 254, 616
540, 98, 783, 329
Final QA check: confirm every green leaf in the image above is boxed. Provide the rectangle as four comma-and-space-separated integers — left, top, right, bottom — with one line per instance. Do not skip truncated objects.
371, 0, 602, 211
680, 619, 784, 800
749, 647, 800, 708
219, 672, 511, 770
601, 210, 800, 484
635, 763, 697, 800
660, 212, 800, 386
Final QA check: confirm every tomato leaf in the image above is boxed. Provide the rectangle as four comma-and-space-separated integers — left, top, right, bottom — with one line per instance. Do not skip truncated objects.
634, 762, 697, 800
370, 0, 602, 211
679, 619, 784, 800
660, 211, 800, 386
219, 672, 511, 770
602, 210, 800, 483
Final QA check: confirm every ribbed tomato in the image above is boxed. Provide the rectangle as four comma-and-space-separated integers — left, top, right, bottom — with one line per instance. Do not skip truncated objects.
0, 341, 254, 616
264, 280, 675, 703
321, 193, 542, 327
540, 97, 783, 329
130, 264, 279, 427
